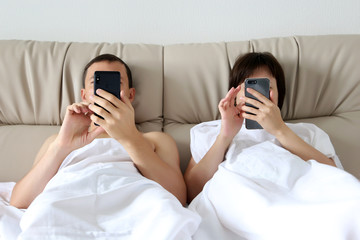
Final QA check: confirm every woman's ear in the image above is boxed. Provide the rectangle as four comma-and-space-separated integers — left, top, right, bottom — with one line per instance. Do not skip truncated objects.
269, 89, 275, 103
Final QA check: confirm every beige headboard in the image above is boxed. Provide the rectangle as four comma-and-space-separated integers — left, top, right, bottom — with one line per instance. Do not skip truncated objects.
1, 35, 359, 181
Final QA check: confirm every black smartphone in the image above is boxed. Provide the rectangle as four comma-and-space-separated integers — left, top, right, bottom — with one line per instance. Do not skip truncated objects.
93, 71, 121, 124
245, 77, 270, 129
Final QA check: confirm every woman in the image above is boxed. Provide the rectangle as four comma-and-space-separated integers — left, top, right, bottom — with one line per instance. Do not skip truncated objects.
184, 52, 341, 203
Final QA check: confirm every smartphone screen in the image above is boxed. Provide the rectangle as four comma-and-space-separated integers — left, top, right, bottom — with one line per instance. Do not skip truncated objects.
94, 71, 121, 99
93, 71, 121, 124
244, 77, 270, 129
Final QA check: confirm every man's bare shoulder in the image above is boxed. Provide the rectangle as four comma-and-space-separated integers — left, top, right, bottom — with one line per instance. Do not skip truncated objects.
142, 131, 177, 147
43, 134, 58, 148
143, 131, 173, 140
33, 133, 58, 166
142, 131, 180, 168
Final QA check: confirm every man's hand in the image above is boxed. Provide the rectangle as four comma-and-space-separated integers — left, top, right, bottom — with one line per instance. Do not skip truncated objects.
10, 102, 105, 209
89, 90, 187, 205
55, 102, 105, 152
89, 89, 139, 145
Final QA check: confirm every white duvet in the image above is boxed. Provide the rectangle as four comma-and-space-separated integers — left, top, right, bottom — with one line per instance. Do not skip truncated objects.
189, 120, 360, 240
2, 122, 360, 240
0, 138, 200, 240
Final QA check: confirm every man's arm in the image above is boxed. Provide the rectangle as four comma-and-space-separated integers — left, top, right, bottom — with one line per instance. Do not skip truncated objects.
131, 132, 187, 206
10, 102, 104, 209
10, 135, 70, 209
89, 90, 187, 205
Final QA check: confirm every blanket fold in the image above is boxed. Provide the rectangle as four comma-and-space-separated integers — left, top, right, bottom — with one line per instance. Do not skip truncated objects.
189, 121, 360, 240
1, 138, 200, 240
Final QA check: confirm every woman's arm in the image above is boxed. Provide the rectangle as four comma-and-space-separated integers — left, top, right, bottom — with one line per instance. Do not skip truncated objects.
241, 88, 336, 167
273, 124, 336, 166
184, 134, 231, 203
184, 87, 244, 203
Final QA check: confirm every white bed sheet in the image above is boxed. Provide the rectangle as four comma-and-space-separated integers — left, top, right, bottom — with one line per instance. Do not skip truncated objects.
189, 141, 360, 240
0, 139, 201, 240
0, 182, 24, 240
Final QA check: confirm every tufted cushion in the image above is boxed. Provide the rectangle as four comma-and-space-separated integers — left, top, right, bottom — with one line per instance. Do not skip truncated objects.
0, 35, 359, 181
0, 40, 163, 181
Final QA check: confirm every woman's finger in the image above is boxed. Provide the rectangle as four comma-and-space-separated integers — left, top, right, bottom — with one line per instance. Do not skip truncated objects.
241, 105, 259, 115
222, 87, 234, 103
231, 85, 241, 107
240, 96, 263, 109
246, 88, 272, 106
242, 111, 257, 121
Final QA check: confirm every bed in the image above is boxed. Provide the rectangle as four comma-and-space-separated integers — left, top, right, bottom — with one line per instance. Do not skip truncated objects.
1, 35, 360, 239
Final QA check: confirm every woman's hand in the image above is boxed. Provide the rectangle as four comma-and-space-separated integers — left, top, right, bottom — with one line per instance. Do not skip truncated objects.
218, 86, 244, 144
240, 88, 286, 136
55, 102, 105, 152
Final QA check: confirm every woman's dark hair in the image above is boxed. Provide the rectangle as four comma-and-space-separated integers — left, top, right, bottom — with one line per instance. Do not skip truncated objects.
82, 54, 133, 88
229, 52, 286, 109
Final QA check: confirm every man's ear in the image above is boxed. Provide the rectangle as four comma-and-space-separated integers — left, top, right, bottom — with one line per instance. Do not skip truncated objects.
81, 88, 86, 101
128, 88, 136, 103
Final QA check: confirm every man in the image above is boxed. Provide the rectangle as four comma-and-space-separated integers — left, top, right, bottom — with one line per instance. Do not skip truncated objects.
10, 54, 186, 208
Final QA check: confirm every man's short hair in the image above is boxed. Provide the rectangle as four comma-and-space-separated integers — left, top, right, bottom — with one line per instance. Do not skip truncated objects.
82, 54, 133, 88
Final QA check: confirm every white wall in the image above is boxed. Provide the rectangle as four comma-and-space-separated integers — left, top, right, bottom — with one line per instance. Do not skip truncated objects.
1, 0, 359, 44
